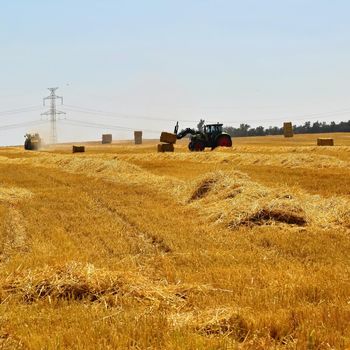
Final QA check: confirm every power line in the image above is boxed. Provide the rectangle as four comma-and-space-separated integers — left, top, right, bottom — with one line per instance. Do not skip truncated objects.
0, 105, 42, 117
0, 120, 47, 131
61, 119, 161, 134
62, 103, 350, 126
62, 104, 206, 123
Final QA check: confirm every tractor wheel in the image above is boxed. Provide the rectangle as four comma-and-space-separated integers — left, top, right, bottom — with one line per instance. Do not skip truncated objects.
192, 141, 205, 152
215, 135, 232, 148
188, 142, 194, 151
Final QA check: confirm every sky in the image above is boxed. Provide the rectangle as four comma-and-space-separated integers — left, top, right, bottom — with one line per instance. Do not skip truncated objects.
0, 0, 349, 145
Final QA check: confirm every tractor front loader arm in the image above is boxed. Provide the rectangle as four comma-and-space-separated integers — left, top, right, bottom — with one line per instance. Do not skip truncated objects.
174, 121, 197, 139
176, 128, 197, 139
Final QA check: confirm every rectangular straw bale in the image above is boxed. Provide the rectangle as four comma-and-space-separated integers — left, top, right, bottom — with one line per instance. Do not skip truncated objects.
72, 145, 85, 153
157, 143, 174, 152
160, 132, 177, 144
283, 122, 293, 137
317, 138, 334, 146
102, 134, 112, 144
134, 131, 143, 144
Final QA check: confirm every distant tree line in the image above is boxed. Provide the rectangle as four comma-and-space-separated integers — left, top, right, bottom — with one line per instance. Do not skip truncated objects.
222, 120, 350, 137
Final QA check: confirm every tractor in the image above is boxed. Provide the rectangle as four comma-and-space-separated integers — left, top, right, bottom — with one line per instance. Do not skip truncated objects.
174, 122, 232, 151
24, 133, 42, 151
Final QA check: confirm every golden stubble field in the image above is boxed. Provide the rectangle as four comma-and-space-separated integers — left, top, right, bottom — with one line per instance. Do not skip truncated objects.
0, 132, 349, 349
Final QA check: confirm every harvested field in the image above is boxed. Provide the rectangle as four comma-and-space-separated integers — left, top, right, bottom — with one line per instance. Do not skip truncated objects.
0, 133, 349, 349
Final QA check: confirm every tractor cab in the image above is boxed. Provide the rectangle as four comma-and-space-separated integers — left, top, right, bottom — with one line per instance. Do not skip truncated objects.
204, 123, 223, 143
204, 123, 223, 135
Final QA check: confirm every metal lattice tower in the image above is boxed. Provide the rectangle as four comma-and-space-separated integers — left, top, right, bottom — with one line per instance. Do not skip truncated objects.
41, 87, 66, 144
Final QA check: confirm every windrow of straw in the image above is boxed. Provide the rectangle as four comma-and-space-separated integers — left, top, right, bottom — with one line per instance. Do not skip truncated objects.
186, 171, 306, 227
118, 150, 350, 169
0, 262, 213, 308
186, 171, 350, 230
0, 154, 183, 193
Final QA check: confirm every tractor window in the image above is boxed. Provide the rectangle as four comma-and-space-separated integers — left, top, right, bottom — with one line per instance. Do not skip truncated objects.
205, 124, 223, 133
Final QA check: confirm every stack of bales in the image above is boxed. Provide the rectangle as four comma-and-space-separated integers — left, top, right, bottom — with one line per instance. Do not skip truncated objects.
283, 122, 293, 137
72, 145, 85, 153
134, 131, 142, 145
102, 134, 112, 144
158, 132, 176, 152
317, 138, 334, 146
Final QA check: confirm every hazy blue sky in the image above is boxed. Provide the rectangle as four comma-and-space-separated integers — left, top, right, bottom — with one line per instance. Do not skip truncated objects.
0, 0, 349, 145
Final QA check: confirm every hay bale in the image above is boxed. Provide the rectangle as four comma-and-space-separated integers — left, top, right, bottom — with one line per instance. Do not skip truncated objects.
102, 134, 112, 144
157, 143, 174, 152
134, 131, 143, 145
317, 138, 334, 146
72, 146, 85, 153
160, 132, 177, 144
283, 122, 293, 138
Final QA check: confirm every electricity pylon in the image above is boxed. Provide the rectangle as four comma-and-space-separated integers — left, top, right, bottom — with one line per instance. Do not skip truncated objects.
41, 87, 66, 144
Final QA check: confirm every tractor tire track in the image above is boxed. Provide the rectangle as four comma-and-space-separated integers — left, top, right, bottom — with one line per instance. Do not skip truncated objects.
88, 194, 172, 255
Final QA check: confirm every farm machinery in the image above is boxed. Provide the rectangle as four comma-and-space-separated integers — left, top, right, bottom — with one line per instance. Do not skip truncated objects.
174, 122, 232, 151
24, 133, 42, 150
